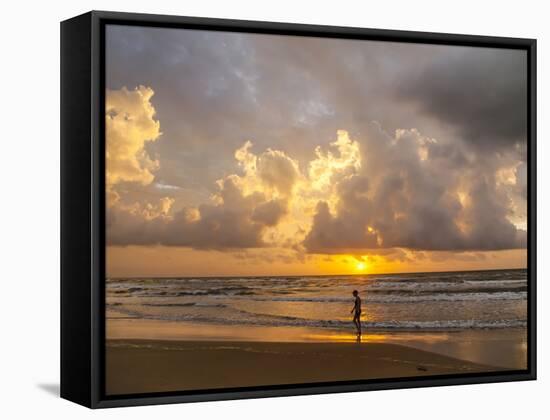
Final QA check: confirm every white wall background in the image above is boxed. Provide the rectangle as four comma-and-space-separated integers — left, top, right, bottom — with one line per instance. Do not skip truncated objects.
0, 0, 547, 418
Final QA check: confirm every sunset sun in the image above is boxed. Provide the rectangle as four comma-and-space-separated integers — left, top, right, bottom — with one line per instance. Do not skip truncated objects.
356, 262, 367, 271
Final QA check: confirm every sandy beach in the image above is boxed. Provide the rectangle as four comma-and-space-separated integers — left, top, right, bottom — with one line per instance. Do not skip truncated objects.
106, 339, 503, 395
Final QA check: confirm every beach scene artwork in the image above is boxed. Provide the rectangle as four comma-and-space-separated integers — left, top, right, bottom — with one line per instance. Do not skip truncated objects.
105, 25, 528, 395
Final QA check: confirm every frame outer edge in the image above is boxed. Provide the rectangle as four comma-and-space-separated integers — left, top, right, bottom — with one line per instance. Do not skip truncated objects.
81, 10, 536, 408
60, 11, 94, 408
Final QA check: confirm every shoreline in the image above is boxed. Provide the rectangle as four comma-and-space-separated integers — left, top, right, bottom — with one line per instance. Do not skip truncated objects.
106, 339, 505, 395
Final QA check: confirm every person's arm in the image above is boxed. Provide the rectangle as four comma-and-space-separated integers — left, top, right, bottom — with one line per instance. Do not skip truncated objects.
350, 300, 357, 314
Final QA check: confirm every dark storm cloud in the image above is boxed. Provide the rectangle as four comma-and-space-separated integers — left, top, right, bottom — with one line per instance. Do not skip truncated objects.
398, 48, 527, 150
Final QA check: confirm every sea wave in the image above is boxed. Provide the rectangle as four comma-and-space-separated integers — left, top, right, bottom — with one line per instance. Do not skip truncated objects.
107, 304, 527, 331
107, 283, 527, 300
237, 291, 527, 303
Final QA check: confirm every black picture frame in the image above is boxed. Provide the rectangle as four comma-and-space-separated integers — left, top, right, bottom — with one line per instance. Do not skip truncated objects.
60, 10, 537, 409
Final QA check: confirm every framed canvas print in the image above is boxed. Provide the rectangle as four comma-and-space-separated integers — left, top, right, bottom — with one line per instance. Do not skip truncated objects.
60, 11, 536, 408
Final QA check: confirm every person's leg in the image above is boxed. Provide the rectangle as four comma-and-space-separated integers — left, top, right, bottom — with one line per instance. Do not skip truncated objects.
353, 313, 360, 334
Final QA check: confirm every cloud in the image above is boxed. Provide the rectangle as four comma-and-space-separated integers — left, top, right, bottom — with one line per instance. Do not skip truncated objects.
398, 48, 527, 150
107, 131, 297, 249
108, 177, 267, 249
234, 141, 300, 197
308, 130, 361, 193
106, 86, 161, 187
257, 149, 300, 196
304, 126, 526, 253
252, 199, 288, 226
303, 200, 379, 253
107, 121, 526, 253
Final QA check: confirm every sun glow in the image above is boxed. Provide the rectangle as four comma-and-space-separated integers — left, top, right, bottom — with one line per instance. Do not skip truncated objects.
356, 262, 367, 271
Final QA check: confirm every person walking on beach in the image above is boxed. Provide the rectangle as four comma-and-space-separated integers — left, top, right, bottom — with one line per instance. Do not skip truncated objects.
350, 290, 362, 336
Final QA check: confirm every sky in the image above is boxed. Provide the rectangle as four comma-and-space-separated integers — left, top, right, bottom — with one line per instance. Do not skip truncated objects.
105, 24, 528, 278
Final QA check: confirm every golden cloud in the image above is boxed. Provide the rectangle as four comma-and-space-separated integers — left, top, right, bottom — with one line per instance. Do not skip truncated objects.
106, 86, 161, 187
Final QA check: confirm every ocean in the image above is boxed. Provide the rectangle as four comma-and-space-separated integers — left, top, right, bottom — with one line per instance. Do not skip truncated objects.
106, 268, 527, 332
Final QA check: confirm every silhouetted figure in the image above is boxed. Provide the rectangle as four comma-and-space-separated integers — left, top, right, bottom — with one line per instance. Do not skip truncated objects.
350, 290, 362, 336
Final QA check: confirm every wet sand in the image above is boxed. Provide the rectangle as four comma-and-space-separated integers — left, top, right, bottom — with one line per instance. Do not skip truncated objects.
107, 317, 528, 369
106, 339, 504, 395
